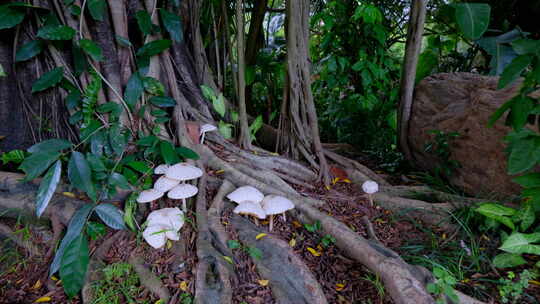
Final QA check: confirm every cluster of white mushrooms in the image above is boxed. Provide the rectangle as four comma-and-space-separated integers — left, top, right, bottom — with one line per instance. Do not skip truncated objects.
227, 186, 295, 231
142, 207, 184, 249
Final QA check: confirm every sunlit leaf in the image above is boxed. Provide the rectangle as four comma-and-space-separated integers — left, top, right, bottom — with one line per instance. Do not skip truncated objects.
35, 160, 61, 217
31, 67, 64, 93
60, 234, 89, 298
255, 233, 267, 240
307, 247, 321, 257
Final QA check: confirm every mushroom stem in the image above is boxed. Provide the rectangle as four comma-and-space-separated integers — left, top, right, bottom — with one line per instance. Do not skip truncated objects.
269, 215, 274, 232
181, 198, 187, 212
368, 194, 373, 207
200, 133, 206, 144
282, 212, 286, 222
254, 217, 259, 226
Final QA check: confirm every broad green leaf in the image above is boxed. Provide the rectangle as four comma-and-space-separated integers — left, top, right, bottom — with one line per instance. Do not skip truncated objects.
32, 67, 64, 93
96, 102, 121, 115
136, 135, 158, 147
28, 138, 72, 153
499, 232, 540, 254
511, 39, 540, 55
116, 35, 132, 48
475, 203, 516, 230
108, 124, 128, 155
87, 0, 106, 21
15, 40, 44, 62
160, 9, 183, 42
149, 96, 176, 107
488, 98, 514, 127
37, 25, 76, 40
35, 160, 61, 217
498, 55, 533, 89
245, 66, 255, 86
0, 5, 25, 30
79, 39, 103, 62
108, 172, 130, 190
227, 240, 241, 249
513, 173, 540, 188
72, 43, 88, 76
127, 160, 150, 174
492, 253, 527, 268
135, 10, 153, 35
151, 109, 168, 117
60, 234, 89, 298
19, 151, 60, 181
160, 140, 180, 164
143, 77, 165, 96
124, 72, 144, 108
213, 94, 226, 117
514, 202, 535, 231
454, 3, 490, 40
86, 153, 106, 171
415, 49, 439, 83
0, 63, 5, 77
1, 149, 25, 165
50, 204, 93, 275
86, 221, 106, 240
200, 85, 215, 101
508, 137, 540, 174
136, 39, 172, 57
154, 117, 169, 124
477, 35, 518, 75
508, 96, 534, 130
218, 121, 232, 139
249, 115, 263, 139
95, 203, 126, 230
68, 152, 97, 202
176, 146, 199, 160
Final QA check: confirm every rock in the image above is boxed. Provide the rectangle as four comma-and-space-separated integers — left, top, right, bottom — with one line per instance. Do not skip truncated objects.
408, 72, 539, 198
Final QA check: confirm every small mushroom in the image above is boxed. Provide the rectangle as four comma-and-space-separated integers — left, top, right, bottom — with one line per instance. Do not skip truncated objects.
226, 186, 264, 204
361, 180, 379, 206
261, 195, 294, 231
233, 200, 266, 225
136, 189, 164, 203
142, 224, 169, 249
147, 207, 184, 231
165, 163, 203, 181
153, 175, 180, 192
154, 164, 169, 175
199, 124, 217, 144
168, 183, 199, 212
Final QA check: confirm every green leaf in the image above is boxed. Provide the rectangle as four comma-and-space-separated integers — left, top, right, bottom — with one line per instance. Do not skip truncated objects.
218, 121, 232, 139
136, 39, 172, 57
15, 40, 44, 62
19, 151, 60, 181
160, 140, 180, 164
79, 39, 103, 62
1, 149, 25, 165
508, 137, 540, 174
200, 85, 215, 101
416, 49, 439, 83
0, 5, 25, 30
97, 102, 121, 115
227, 240, 241, 249
143, 77, 165, 96
213, 94, 226, 117
72, 43, 88, 76
149, 96, 176, 107
86, 153, 106, 172
32, 67, 64, 93
35, 160, 61, 217
37, 25, 76, 40
87, 0, 106, 21
498, 55, 533, 89
86, 221, 106, 240
176, 146, 199, 160
454, 3, 490, 40
135, 10, 153, 35
513, 173, 540, 188
116, 35, 132, 48
492, 253, 527, 268
0, 63, 5, 77
511, 39, 540, 55
108, 172, 130, 190
249, 115, 263, 139
508, 96, 534, 130
28, 138, 72, 153
136, 135, 158, 147
127, 161, 150, 174
515, 202, 535, 231
151, 109, 168, 117
108, 124, 128, 155
475, 203, 516, 230
124, 72, 144, 108
154, 117, 169, 124
50, 204, 93, 275
68, 152, 97, 202
60, 234, 89, 298
488, 98, 514, 127
245, 66, 255, 86
160, 9, 183, 42
499, 232, 540, 254
95, 203, 126, 230
245, 246, 263, 260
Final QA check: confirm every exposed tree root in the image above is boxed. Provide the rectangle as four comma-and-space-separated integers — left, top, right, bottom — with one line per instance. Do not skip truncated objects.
0, 221, 42, 257
128, 252, 171, 303
231, 214, 328, 304
207, 180, 236, 259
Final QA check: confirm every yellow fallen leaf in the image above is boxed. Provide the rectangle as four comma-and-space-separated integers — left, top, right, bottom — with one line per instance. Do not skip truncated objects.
154, 300, 165, 304
215, 170, 224, 174
34, 297, 51, 303
62, 192, 76, 198
258, 279, 269, 286
442, 233, 447, 240
307, 247, 321, 257
32, 280, 42, 290
374, 218, 386, 224
50, 276, 58, 281
325, 185, 331, 190
481, 234, 490, 241
342, 178, 351, 183
253, 151, 258, 155
256, 233, 267, 240
271, 152, 279, 156
332, 177, 340, 185
223, 256, 233, 264
292, 221, 302, 228
166, 240, 172, 249
317, 244, 323, 251
289, 238, 296, 247
261, 220, 269, 225
335, 283, 345, 291
529, 280, 540, 286
179, 281, 188, 291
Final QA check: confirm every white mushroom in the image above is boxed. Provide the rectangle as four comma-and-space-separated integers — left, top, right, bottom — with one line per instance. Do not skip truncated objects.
154, 164, 169, 175
153, 175, 180, 192
361, 180, 379, 206
261, 195, 294, 231
199, 124, 217, 144
136, 189, 164, 203
165, 163, 203, 181
226, 186, 264, 204
142, 224, 169, 249
168, 183, 199, 212
147, 207, 184, 231
233, 200, 266, 225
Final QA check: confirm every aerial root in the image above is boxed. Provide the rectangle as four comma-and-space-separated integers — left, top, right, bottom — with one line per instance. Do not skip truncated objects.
128, 252, 171, 303
0, 221, 42, 257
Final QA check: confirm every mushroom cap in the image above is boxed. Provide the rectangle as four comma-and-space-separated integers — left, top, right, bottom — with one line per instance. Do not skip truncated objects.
154, 164, 169, 175
261, 195, 295, 215
143, 224, 169, 249
168, 183, 199, 199
154, 176, 180, 192
165, 163, 203, 181
233, 200, 267, 219
136, 189, 164, 203
147, 207, 184, 231
165, 230, 180, 241
361, 180, 379, 194
200, 124, 217, 134
226, 186, 264, 204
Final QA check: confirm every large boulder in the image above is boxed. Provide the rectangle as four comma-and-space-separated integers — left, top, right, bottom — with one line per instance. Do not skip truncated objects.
408, 72, 539, 198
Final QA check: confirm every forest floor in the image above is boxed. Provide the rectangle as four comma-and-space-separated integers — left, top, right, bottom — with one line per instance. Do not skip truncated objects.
1, 151, 540, 304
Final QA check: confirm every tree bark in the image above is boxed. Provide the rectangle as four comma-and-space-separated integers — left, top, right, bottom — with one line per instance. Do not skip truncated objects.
236, 0, 252, 149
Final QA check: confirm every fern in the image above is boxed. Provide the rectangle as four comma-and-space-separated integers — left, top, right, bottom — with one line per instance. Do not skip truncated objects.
81, 69, 101, 127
